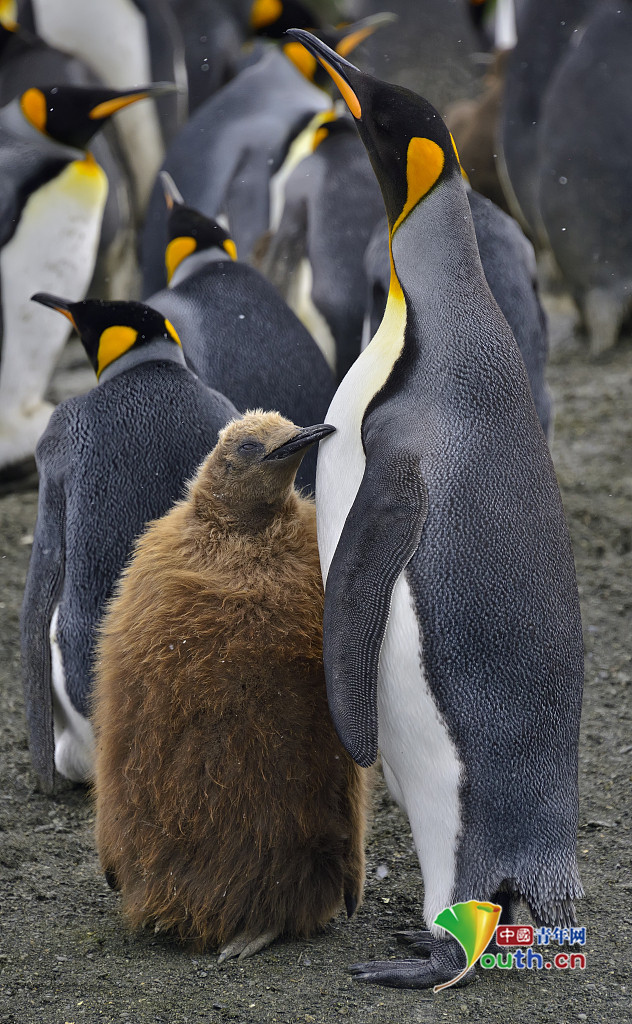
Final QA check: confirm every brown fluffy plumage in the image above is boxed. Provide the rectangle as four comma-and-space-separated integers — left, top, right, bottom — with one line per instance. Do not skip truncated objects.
93, 411, 367, 956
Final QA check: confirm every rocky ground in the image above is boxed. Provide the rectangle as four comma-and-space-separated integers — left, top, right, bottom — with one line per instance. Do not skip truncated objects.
0, 295, 630, 1023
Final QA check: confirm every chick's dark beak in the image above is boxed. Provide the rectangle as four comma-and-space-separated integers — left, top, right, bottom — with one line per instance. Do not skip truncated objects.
264, 423, 336, 460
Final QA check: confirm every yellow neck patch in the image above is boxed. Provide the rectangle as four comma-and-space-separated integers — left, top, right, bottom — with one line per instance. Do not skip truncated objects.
165, 319, 181, 345
97, 325, 138, 377
89, 92, 148, 121
449, 131, 469, 182
223, 239, 237, 261
250, 0, 282, 29
20, 88, 47, 133
283, 41, 317, 81
392, 136, 445, 234
165, 235, 197, 282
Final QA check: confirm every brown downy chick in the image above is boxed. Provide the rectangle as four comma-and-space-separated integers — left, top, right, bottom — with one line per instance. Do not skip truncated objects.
93, 410, 368, 960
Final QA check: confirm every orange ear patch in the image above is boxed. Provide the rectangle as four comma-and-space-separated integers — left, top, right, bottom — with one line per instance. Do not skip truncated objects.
165, 236, 197, 282
250, 0, 282, 29
97, 325, 138, 377
392, 137, 445, 234
20, 88, 47, 133
283, 41, 318, 81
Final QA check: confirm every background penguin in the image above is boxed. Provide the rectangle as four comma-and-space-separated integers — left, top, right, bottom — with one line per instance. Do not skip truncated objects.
257, 111, 385, 380
362, 188, 552, 438
167, 0, 246, 113
289, 31, 583, 988
20, 295, 237, 793
93, 410, 368, 958
22, 0, 187, 211
537, 0, 632, 356
498, 0, 598, 241
140, 13, 391, 297
0, 81, 171, 477
0, 19, 138, 300
148, 173, 335, 492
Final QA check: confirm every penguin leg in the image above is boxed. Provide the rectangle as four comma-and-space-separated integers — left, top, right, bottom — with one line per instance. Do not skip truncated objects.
394, 888, 519, 957
217, 928, 279, 963
350, 936, 475, 989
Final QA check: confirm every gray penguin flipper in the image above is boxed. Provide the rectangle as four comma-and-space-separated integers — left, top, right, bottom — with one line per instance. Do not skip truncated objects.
323, 451, 428, 768
20, 416, 68, 792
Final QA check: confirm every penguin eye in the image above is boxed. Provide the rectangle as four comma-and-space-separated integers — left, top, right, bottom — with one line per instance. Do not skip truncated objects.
238, 441, 262, 454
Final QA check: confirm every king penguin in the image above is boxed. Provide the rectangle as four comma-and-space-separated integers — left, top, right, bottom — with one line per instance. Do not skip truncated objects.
0, 81, 171, 476
20, 294, 237, 793
288, 30, 584, 988
148, 173, 335, 493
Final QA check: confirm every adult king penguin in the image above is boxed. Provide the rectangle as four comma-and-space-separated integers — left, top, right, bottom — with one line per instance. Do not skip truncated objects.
0, 81, 171, 476
287, 30, 584, 989
21, 295, 236, 793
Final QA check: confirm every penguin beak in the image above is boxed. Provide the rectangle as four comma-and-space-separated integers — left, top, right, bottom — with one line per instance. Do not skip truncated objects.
88, 82, 178, 120
264, 423, 336, 460
285, 29, 363, 119
31, 292, 78, 329
334, 12, 397, 59
160, 170, 185, 210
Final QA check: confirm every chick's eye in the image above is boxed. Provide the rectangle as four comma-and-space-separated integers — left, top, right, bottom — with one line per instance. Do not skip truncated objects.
239, 441, 259, 453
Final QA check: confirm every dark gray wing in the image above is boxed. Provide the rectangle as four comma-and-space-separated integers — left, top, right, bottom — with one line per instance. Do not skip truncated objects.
20, 412, 68, 792
323, 448, 428, 768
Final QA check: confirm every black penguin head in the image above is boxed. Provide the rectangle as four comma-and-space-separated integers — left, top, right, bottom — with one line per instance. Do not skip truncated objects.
249, 0, 318, 36
194, 411, 335, 528
18, 82, 175, 149
160, 172, 237, 282
30, 293, 182, 379
286, 29, 463, 235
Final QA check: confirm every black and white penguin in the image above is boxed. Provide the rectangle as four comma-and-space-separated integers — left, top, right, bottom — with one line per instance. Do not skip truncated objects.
24, 0, 187, 210
20, 294, 237, 793
140, 12, 393, 296
0, 81, 170, 476
148, 173, 335, 493
537, 0, 632, 355
288, 31, 584, 988
362, 189, 552, 438
258, 111, 385, 380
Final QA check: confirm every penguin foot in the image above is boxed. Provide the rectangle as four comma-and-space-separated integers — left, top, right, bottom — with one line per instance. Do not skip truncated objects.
218, 928, 279, 963
395, 928, 503, 957
350, 937, 475, 990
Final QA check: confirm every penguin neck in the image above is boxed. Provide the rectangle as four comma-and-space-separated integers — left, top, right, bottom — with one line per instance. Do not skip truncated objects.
97, 339, 187, 384
389, 177, 491, 334
1, 98, 83, 160
169, 247, 232, 287
192, 475, 299, 537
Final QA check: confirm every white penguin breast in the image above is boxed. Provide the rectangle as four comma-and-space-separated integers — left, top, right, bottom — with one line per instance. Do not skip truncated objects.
0, 159, 107, 419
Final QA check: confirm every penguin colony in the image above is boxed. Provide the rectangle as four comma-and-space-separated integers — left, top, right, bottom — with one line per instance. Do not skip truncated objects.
10, 0, 597, 988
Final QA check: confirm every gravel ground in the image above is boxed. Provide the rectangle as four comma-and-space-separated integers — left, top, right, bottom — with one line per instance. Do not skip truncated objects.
1, 302, 630, 1024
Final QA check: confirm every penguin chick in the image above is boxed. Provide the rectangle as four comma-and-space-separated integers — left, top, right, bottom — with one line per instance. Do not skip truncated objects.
148, 173, 335, 493
20, 295, 237, 792
93, 411, 368, 957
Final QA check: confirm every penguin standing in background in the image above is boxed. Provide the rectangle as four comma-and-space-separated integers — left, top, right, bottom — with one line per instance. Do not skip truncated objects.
148, 174, 335, 492
93, 410, 368, 958
25, 0, 187, 210
362, 189, 552, 438
0, 19, 138, 301
20, 295, 237, 793
288, 31, 583, 988
258, 112, 385, 379
140, 11, 393, 296
537, 0, 632, 356
0, 82, 171, 476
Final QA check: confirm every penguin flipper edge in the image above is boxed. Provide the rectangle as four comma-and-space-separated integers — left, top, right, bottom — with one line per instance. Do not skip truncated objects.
20, 423, 67, 793
323, 452, 428, 768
